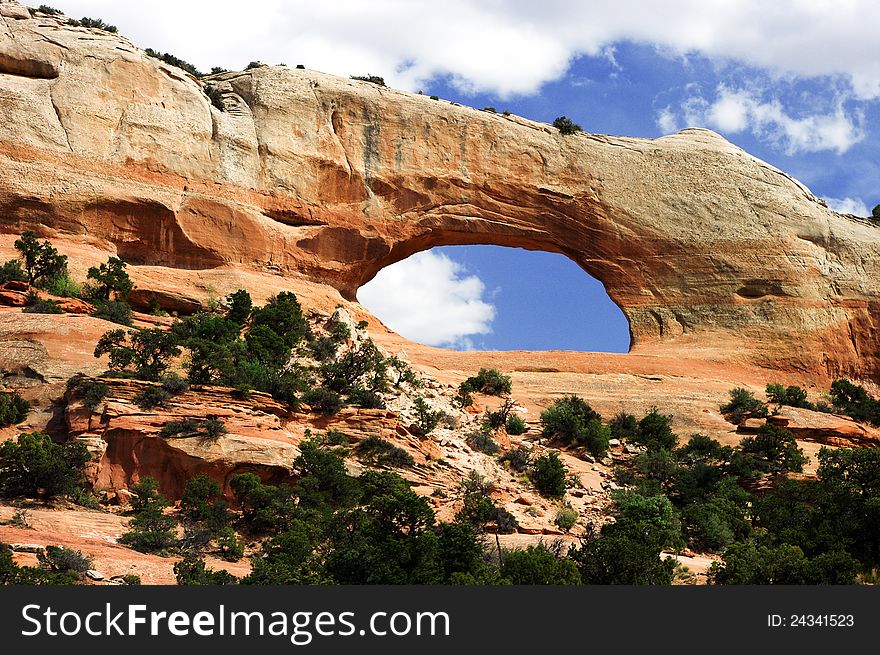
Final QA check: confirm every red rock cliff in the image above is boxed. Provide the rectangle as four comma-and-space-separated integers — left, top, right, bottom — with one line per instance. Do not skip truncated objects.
1, 1, 879, 380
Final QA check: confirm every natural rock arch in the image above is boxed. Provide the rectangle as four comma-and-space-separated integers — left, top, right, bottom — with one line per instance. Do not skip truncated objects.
1, 8, 880, 381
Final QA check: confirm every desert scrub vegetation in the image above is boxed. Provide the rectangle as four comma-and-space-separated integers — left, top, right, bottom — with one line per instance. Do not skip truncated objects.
0, 432, 91, 502
531, 451, 568, 499
353, 436, 415, 468
0, 391, 29, 427
552, 115, 582, 135
1, 543, 96, 585
205, 85, 225, 111
466, 429, 499, 455
350, 74, 386, 86
460, 368, 512, 396
68, 17, 117, 32
540, 395, 610, 457
719, 387, 769, 424
144, 48, 203, 77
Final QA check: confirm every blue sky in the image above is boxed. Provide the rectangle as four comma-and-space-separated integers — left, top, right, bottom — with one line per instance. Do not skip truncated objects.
51, 1, 880, 351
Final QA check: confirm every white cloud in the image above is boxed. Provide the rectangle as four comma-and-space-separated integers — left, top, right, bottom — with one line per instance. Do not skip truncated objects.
656, 106, 679, 133
50, 1, 880, 98
667, 86, 865, 154
357, 250, 495, 348
823, 196, 870, 216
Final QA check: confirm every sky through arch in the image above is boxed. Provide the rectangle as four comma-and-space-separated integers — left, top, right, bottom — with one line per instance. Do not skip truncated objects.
358, 245, 631, 352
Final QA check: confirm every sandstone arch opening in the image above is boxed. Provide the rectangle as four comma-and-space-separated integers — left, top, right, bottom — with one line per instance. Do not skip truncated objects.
357, 245, 631, 352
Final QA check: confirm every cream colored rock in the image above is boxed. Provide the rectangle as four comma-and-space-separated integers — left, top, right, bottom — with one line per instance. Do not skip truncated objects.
0, 8, 878, 381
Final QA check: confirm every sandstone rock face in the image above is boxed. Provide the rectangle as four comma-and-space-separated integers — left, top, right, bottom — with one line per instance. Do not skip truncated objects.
739, 406, 880, 448
63, 377, 430, 499
1, 1, 879, 381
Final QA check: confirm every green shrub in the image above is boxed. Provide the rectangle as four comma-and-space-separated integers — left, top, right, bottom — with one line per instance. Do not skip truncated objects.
230, 473, 297, 535
460, 368, 512, 396
632, 407, 678, 451
720, 387, 769, 425
181, 474, 230, 535
201, 419, 227, 441
134, 385, 169, 409
483, 400, 511, 430
37, 5, 63, 15
555, 507, 578, 532
540, 395, 609, 457
293, 440, 362, 512
242, 521, 325, 585
70, 17, 117, 32
66, 376, 109, 414
120, 477, 177, 554
38, 545, 93, 577
483, 106, 496, 113
310, 336, 338, 361
570, 519, 676, 584
245, 61, 263, 70
828, 379, 880, 426
159, 418, 199, 438
350, 74, 386, 86
531, 451, 567, 499
740, 423, 806, 473
144, 49, 203, 77
128, 476, 162, 512
766, 383, 813, 409
121, 573, 141, 585
346, 385, 385, 409
320, 339, 388, 394
500, 444, 532, 472
86, 256, 132, 301
226, 289, 252, 324
354, 436, 415, 468
0, 391, 30, 427
159, 418, 225, 441
23, 298, 62, 314
609, 411, 638, 439
302, 387, 344, 415
505, 412, 528, 435
205, 86, 225, 111
1, 543, 79, 585
0, 432, 91, 501
174, 553, 237, 585
94, 328, 181, 380
454, 386, 473, 407
215, 526, 245, 561
430, 95, 439, 100
552, 116, 582, 135
0, 259, 26, 283
160, 373, 189, 395
14, 231, 68, 285
467, 429, 499, 455
501, 544, 580, 585
146, 296, 167, 316
324, 429, 349, 446
42, 271, 81, 298
92, 299, 133, 326
413, 396, 442, 436
709, 542, 857, 585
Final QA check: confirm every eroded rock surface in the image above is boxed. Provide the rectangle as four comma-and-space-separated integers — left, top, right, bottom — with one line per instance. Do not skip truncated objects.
1, 1, 879, 381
